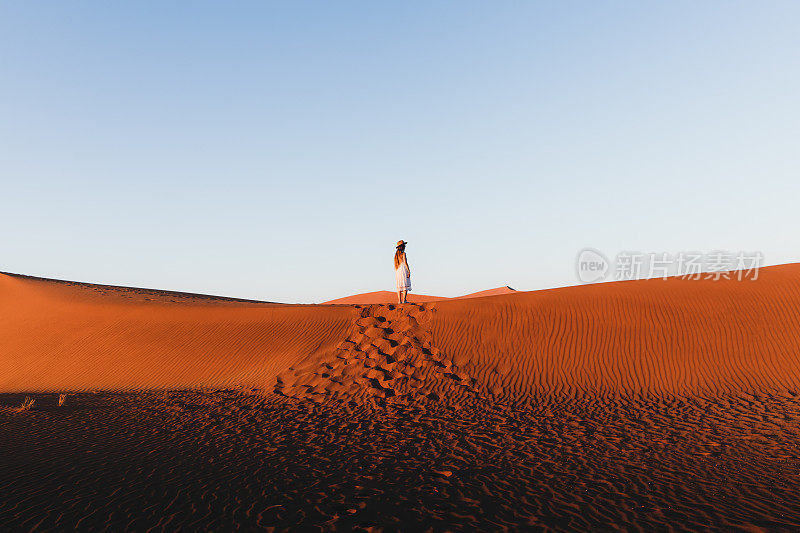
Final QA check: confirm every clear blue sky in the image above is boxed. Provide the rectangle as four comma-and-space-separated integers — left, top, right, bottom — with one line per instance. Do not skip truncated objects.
2, 2, 798, 303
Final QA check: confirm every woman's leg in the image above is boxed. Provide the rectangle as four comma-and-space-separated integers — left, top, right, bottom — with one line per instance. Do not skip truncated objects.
401, 290, 408, 304
397, 290, 403, 304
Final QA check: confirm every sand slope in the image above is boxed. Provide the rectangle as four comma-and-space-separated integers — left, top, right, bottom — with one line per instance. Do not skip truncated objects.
433, 265, 800, 397
2, 266, 799, 397
0, 273, 353, 392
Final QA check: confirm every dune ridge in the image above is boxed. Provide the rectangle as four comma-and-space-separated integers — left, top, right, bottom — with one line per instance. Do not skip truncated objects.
2, 266, 799, 399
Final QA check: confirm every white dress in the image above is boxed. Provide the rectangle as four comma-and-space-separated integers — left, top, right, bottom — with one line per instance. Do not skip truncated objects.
395, 260, 411, 291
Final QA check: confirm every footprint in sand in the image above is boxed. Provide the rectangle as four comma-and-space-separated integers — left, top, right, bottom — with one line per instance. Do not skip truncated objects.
274, 303, 480, 403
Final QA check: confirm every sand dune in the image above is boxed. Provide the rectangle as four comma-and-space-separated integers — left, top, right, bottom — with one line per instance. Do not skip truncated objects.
433, 267, 800, 397
2, 266, 799, 398
3, 267, 800, 530
454, 286, 516, 299
322, 286, 515, 304
322, 290, 449, 304
0, 272, 352, 392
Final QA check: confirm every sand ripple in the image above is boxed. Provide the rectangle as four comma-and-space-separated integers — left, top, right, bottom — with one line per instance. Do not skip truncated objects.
2, 391, 800, 531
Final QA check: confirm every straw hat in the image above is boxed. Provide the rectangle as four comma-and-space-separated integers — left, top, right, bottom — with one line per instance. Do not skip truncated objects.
396, 240, 407, 248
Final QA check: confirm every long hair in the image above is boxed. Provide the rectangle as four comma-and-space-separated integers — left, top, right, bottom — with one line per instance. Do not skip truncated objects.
394, 243, 406, 269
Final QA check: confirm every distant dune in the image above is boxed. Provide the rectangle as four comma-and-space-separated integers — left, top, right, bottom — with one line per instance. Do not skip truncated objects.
322, 286, 515, 304
2, 266, 799, 397
454, 286, 516, 299
322, 290, 449, 304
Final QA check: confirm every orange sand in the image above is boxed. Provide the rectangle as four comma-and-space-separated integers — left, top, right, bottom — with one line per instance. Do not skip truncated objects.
2, 266, 799, 397
3, 267, 800, 530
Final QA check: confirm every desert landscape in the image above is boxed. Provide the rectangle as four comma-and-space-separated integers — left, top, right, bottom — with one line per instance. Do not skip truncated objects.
2, 266, 800, 530
4, 2, 799, 531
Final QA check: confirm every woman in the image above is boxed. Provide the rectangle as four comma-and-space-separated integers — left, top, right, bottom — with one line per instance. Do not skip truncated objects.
394, 240, 411, 304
